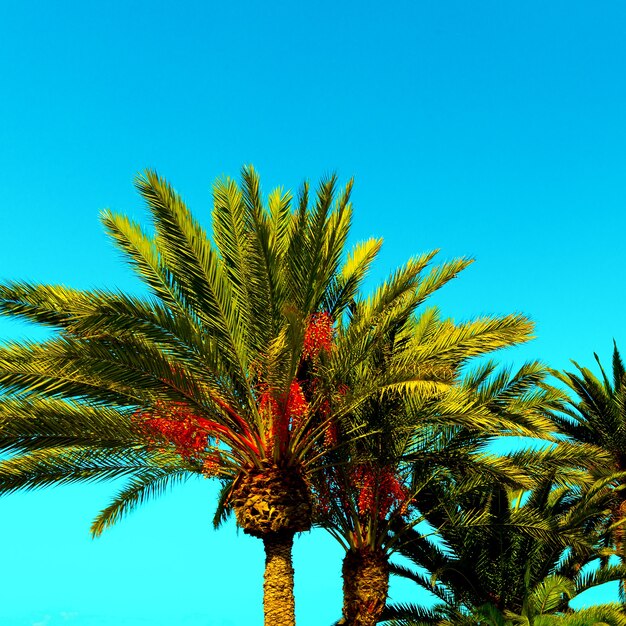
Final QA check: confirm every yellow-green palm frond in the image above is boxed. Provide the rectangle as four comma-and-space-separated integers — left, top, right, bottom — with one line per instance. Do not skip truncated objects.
211, 174, 256, 325
403, 362, 558, 440
506, 442, 615, 484
0, 396, 138, 454
90, 467, 194, 537
100, 210, 192, 316
324, 238, 383, 320
535, 604, 626, 626
413, 256, 474, 306
356, 251, 439, 324
0, 446, 187, 495
218, 167, 283, 346
284, 174, 355, 314
135, 170, 251, 385
525, 574, 575, 616
0, 282, 205, 356
404, 314, 535, 371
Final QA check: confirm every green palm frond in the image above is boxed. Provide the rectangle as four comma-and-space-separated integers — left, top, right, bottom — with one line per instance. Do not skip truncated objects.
90, 467, 194, 537
388, 562, 456, 605
323, 237, 383, 319
528, 575, 575, 615
506, 442, 614, 482
0, 396, 138, 453
380, 602, 450, 626
575, 563, 626, 595
413, 256, 474, 306
135, 170, 251, 382
100, 210, 192, 315
0, 446, 186, 494
406, 314, 535, 368
391, 464, 618, 618
535, 604, 626, 626
212, 478, 235, 529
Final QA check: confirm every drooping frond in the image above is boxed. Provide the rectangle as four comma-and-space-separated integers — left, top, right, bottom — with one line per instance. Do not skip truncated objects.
574, 563, 626, 595
90, 467, 194, 537
0, 446, 186, 495
0, 396, 138, 453
212, 478, 235, 529
380, 602, 449, 626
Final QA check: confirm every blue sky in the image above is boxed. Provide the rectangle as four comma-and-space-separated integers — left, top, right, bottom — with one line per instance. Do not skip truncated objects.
1, 1, 625, 623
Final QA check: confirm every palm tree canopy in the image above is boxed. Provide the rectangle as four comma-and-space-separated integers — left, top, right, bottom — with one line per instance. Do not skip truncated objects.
387, 471, 624, 620
0, 166, 489, 535
2, 167, 483, 626
552, 343, 626, 471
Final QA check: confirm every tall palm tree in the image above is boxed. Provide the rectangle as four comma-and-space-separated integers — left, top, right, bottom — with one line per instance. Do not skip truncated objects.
0, 167, 476, 625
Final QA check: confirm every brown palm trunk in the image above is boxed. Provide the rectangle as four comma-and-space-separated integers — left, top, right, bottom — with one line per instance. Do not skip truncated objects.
263, 532, 296, 626
230, 466, 312, 626
341, 547, 390, 626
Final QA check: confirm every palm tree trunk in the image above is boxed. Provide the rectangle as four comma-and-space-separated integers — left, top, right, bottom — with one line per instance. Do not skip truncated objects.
263, 531, 296, 626
341, 547, 389, 626
230, 466, 311, 625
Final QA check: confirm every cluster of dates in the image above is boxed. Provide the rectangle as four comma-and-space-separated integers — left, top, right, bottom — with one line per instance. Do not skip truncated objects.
352, 464, 409, 519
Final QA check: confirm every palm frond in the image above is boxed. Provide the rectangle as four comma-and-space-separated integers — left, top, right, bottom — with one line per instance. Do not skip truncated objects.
90, 467, 193, 537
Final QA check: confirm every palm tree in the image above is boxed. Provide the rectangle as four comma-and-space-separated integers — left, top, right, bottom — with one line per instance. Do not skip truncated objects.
0, 166, 477, 625
317, 315, 559, 626
384, 471, 624, 625
552, 343, 626, 576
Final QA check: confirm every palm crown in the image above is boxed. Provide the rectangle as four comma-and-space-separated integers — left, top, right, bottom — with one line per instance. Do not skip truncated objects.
385, 472, 626, 626
552, 343, 626, 473
551, 343, 626, 596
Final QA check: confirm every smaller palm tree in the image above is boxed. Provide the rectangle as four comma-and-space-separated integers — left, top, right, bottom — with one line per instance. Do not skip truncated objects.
384, 471, 625, 626
318, 319, 564, 626
552, 343, 626, 597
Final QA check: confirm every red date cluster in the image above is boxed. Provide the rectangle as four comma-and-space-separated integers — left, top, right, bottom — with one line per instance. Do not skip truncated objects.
134, 401, 213, 459
303, 311, 334, 360
353, 464, 409, 519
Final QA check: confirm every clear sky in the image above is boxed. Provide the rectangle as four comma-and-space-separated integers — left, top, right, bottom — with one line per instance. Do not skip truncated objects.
0, 1, 625, 624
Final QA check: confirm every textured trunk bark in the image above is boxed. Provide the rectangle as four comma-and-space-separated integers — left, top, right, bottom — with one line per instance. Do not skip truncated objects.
230, 467, 311, 626
263, 532, 296, 626
341, 548, 390, 626
231, 465, 312, 537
